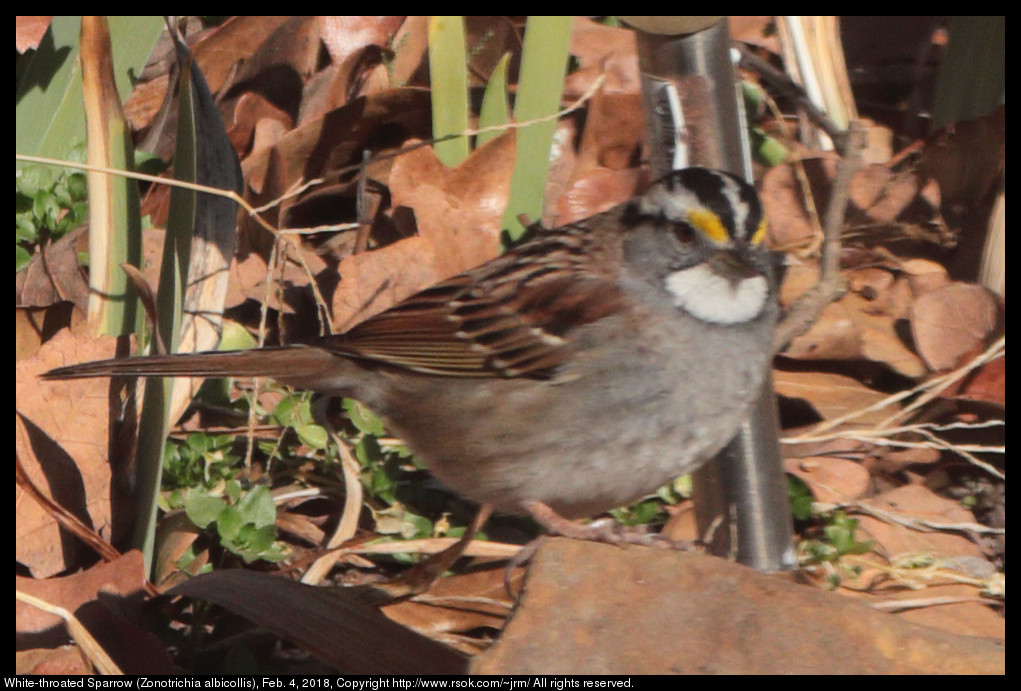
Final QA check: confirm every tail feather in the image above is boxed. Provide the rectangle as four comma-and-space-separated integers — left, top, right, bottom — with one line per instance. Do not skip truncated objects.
42, 346, 338, 385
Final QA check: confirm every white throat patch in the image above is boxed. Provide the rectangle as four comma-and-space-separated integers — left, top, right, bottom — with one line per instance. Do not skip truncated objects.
665, 265, 769, 324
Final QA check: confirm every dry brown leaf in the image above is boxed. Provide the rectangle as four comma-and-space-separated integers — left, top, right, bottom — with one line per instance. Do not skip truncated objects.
242, 87, 431, 201
867, 446, 942, 475
463, 17, 524, 88
16, 551, 146, 636
227, 91, 293, 157
386, 16, 429, 88
383, 564, 520, 652
565, 17, 640, 95
760, 157, 835, 250
16, 646, 92, 675
783, 269, 927, 376
16, 16, 53, 53
919, 106, 1005, 215
854, 308, 927, 377
125, 17, 294, 134
901, 257, 951, 297
847, 266, 895, 296
16, 330, 128, 577
16, 552, 173, 673
574, 89, 645, 173
729, 16, 779, 53
320, 16, 404, 66
16, 228, 90, 310
849, 165, 917, 224
785, 455, 871, 503
858, 484, 988, 561
954, 357, 1005, 406
775, 370, 892, 424
784, 300, 866, 361
554, 168, 644, 226
762, 159, 948, 251
328, 133, 515, 329
911, 282, 999, 371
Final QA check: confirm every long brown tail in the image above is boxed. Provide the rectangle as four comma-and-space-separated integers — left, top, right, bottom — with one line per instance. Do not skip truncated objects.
42, 346, 337, 384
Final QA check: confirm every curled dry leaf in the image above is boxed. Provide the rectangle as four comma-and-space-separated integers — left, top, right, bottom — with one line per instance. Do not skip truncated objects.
319, 16, 405, 67
785, 455, 871, 503
16, 551, 146, 637
775, 370, 892, 425
954, 357, 1005, 406
761, 159, 949, 252
17, 330, 126, 577
901, 257, 951, 296
330, 134, 515, 330
780, 263, 927, 376
554, 168, 644, 226
910, 283, 999, 371
565, 17, 640, 95
858, 484, 989, 562
572, 89, 646, 174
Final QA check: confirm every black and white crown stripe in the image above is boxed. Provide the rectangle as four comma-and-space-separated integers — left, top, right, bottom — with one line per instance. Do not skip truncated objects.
636, 168, 765, 244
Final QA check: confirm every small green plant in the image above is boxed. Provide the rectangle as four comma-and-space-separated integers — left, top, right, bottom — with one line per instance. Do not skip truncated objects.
798, 510, 874, 588
15, 162, 89, 271
610, 476, 691, 528
270, 392, 329, 451
787, 474, 815, 521
162, 432, 241, 496
184, 482, 287, 564
159, 430, 285, 564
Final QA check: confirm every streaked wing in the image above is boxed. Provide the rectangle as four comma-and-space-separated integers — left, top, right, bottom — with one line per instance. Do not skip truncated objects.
322, 221, 624, 378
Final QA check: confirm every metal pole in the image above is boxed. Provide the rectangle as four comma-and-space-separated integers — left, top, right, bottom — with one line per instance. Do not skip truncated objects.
624, 16, 795, 571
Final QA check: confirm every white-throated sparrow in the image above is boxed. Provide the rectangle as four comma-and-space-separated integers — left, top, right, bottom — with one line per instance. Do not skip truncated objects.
45, 168, 776, 526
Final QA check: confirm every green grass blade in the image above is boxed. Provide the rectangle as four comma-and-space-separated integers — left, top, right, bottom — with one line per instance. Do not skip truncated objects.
477, 52, 512, 148
428, 16, 471, 166
500, 16, 573, 242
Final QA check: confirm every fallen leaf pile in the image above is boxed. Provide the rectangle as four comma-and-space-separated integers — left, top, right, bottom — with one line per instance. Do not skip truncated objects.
16, 16, 1003, 673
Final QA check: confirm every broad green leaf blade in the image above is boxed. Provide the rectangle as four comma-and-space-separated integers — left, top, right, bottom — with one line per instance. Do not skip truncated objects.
16, 16, 163, 163
134, 23, 243, 571
500, 16, 572, 242
428, 16, 471, 166
477, 52, 512, 148
80, 16, 143, 337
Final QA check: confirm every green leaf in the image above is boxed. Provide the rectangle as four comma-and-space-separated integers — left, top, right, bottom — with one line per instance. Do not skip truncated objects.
16, 246, 32, 272
184, 492, 227, 530
428, 16, 471, 166
294, 423, 329, 450
16, 16, 163, 160
216, 505, 243, 542
236, 485, 277, 528
343, 398, 385, 436
218, 320, 258, 351
239, 524, 277, 556
787, 475, 815, 521
500, 16, 573, 243
477, 52, 512, 148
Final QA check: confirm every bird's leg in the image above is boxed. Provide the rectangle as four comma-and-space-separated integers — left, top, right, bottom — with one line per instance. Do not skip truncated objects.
392, 504, 494, 595
523, 500, 695, 549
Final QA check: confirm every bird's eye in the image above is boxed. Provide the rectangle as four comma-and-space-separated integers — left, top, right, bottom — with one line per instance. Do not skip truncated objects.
672, 223, 696, 244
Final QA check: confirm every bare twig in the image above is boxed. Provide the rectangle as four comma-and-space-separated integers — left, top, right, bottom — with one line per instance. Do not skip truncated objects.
736, 43, 847, 151
773, 120, 867, 353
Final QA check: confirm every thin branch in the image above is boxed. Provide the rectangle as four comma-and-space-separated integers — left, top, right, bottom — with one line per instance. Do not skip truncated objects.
773, 120, 867, 353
